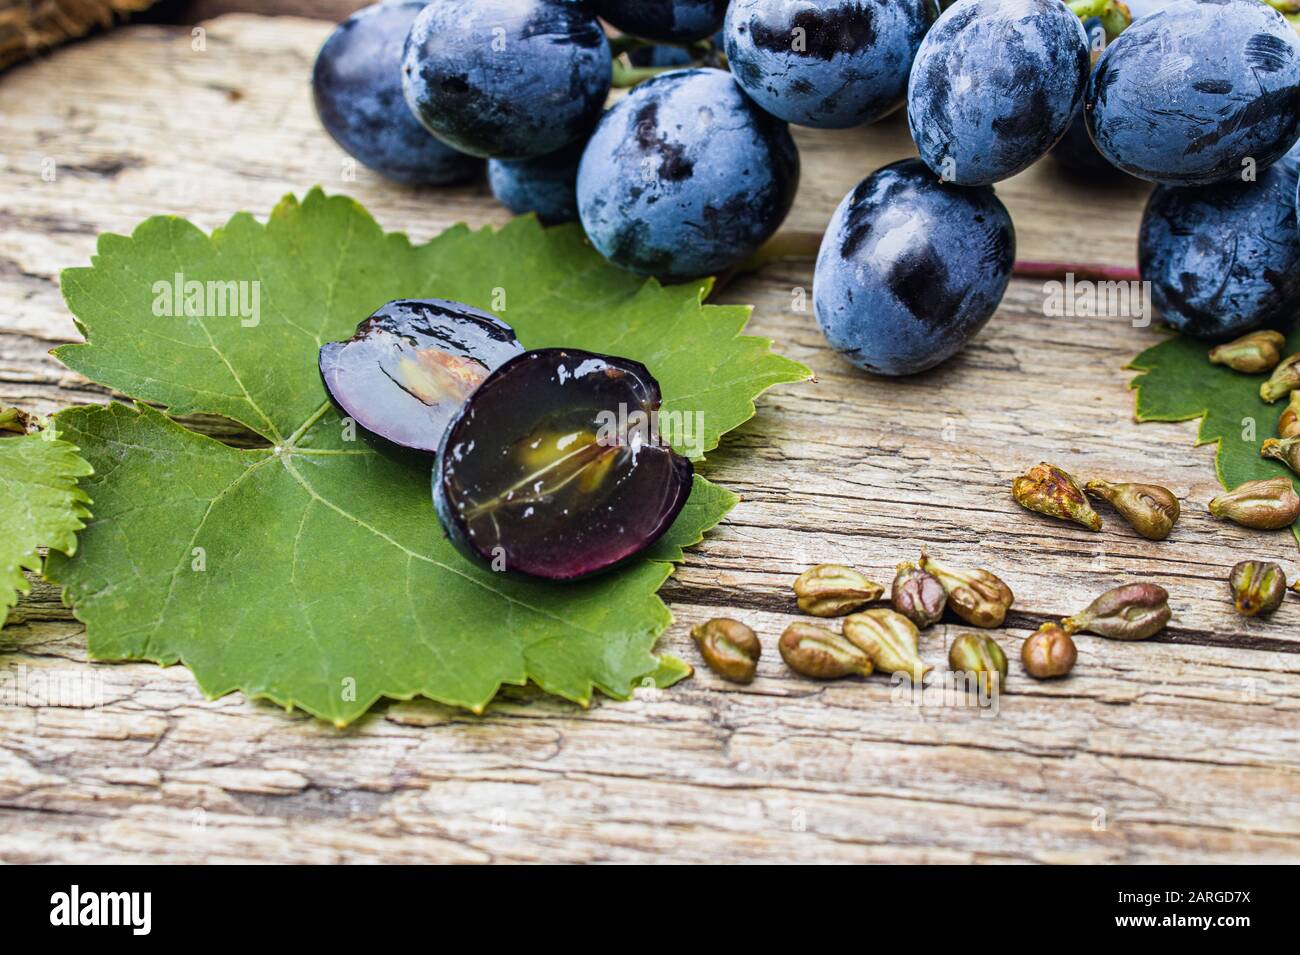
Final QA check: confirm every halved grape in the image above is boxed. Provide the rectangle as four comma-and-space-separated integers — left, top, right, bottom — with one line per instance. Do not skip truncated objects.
434, 349, 695, 581
319, 299, 523, 453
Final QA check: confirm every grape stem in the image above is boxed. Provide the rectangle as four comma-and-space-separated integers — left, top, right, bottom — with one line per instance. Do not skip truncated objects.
709, 230, 1140, 297
608, 35, 654, 57
1067, 0, 1132, 39
611, 61, 677, 89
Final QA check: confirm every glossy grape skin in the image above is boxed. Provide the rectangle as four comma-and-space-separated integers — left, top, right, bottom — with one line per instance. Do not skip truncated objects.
577, 68, 800, 281
724, 0, 939, 129
433, 349, 694, 581
401, 0, 611, 161
488, 137, 586, 225
907, 0, 1090, 185
312, 2, 481, 186
1087, 0, 1300, 186
591, 0, 729, 43
319, 300, 524, 454
814, 159, 1016, 376
1139, 159, 1300, 339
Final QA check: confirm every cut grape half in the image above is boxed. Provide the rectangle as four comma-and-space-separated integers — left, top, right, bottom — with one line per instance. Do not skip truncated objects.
434, 349, 695, 581
319, 299, 523, 454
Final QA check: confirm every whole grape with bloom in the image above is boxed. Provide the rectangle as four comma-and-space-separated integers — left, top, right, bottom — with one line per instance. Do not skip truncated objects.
1140, 156, 1300, 338
907, 0, 1090, 185
312, 2, 480, 186
591, 0, 729, 43
401, 0, 610, 160
488, 137, 587, 225
814, 159, 1015, 376
577, 68, 799, 281
724, 0, 939, 129
1087, 0, 1300, 185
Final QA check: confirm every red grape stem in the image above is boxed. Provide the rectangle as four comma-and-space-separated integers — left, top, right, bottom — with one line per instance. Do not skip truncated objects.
1011, 261, 1142, 283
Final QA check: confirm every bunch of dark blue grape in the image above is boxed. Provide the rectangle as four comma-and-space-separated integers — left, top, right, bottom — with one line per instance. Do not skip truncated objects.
314, 0, 1300, 378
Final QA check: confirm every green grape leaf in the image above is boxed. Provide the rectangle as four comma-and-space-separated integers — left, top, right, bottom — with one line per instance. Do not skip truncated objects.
0, 414, 93, 626
46, 189, 804, 724
1129, 329, 1300, 546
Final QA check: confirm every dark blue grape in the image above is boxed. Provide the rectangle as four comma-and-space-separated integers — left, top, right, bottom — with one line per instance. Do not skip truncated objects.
907, 0, 1090, 185
577, 68, 800, 281
1087, 0, 1300, 186
628, 25, 726, 67
628, 45, 696, 68
312, 2, 481, 186
814, 158, 1015, 376
724, 0, 939, 129
1139, 159, 1300, 338
488, 137, 586, 225
592, 0, 729, 43
1052, 107, 1121, 177
401, 0, 611, 160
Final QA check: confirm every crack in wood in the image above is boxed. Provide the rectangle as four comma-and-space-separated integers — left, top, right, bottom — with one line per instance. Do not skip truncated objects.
663, 584, 1300, 654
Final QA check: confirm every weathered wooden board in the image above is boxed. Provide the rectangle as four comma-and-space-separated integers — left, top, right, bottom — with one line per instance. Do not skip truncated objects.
1, 15, 1297, 864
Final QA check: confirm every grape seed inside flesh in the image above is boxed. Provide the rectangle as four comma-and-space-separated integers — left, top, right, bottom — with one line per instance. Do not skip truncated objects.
1140, 158, 1300, 339
906, 0, 1090, 185
434, 350, 695, 582
576, 68, 800, 281
1087, 0, 1300, 186
401, 0, 611, 160
591, 0, 730, 43
311, 1, 481, 186
319, 299, 524, 454
725, 0, 939, 130
814, 158, 1016, 376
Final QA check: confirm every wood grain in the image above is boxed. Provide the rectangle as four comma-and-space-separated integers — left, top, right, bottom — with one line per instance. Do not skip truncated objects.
1, 15, 1297, 864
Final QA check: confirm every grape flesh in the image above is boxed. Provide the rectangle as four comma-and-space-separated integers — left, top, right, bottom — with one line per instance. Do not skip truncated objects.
591, 0, 729, 43
1140, 157, 1300, 338
401, 0, 611, 160
814, 159, 1015, 376
312, 2, 480, 186
434, 349, 694, 581
907, 0, 1090, 185
724, 0, 938, 129
1087, 0, 1300, 186
576, 68, 799, 280
319, 300, 523, 454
